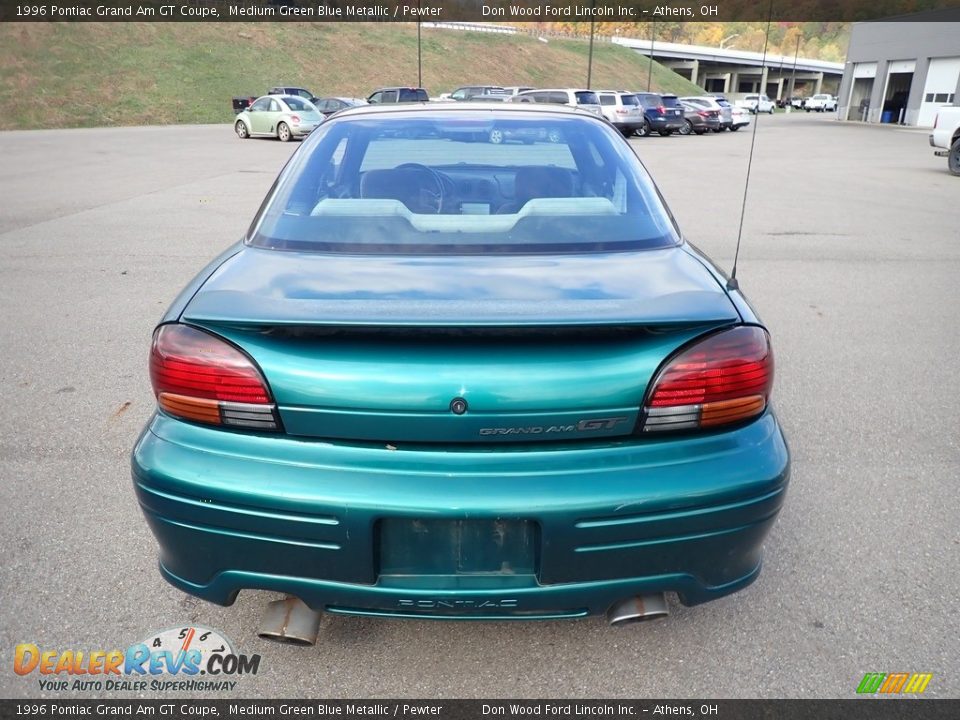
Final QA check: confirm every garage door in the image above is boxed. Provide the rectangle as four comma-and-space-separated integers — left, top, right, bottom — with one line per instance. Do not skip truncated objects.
918, 57, 960, 128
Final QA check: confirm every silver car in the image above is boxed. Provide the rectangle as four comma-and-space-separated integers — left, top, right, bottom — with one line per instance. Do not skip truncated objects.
595, 91, 645, 136
235, 95, 323, 142
680, 96, 733, 131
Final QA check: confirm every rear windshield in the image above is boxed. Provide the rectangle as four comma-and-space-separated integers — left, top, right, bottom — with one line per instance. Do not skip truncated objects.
575, 91, 600, 105
661, 96, 681, 108
399, 88, 429, 102
283, 97, 316, 112
621, 94, 640, 106
249, 112, 679, 255
639, 95, 662, 107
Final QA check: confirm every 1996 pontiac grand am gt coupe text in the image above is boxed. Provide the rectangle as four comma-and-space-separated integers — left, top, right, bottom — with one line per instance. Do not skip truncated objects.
132, 103, 789, 627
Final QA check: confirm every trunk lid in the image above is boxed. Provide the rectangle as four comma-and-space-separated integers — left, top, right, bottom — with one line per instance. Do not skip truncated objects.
182, 247, 739, 443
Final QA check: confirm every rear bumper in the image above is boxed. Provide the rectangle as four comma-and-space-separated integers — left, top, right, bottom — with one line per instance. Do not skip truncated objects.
132, 411, 789, 619
647, 116, 686, 131
929, 134, 950, 153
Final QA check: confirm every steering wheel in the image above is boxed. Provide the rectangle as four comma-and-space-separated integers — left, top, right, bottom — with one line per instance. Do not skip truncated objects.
394, 163, 445, 214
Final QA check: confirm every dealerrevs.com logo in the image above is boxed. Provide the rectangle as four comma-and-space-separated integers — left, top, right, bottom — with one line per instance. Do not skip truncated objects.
14, 626, 261, 692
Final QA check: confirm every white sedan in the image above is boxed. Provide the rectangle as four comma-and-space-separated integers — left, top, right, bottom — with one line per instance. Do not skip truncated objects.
730, 106, 752, 131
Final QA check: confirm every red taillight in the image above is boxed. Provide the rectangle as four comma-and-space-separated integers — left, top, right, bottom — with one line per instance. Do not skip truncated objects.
290, 115, 301, 124
641, 326, 773, 433
698, 111, 709, 118
657, 105, 666, 114
149, 324, 280, 430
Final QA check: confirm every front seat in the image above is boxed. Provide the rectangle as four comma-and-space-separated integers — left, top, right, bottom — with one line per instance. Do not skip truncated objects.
360, 168, 438, 213
498, 166, 574, 214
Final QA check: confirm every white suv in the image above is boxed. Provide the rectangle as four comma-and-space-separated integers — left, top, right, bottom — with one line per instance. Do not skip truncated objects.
510, 89, 603, 117
738, 94, 775, 114
595, 91, 645, 136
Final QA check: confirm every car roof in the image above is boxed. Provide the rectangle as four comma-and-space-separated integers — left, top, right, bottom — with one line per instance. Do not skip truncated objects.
329, 102, 605, 121
517, 88, 594, 93
371, 87, 427, 92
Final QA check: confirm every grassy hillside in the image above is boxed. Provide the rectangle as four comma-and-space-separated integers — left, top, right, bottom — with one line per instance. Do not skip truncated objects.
0, 23, 701, 130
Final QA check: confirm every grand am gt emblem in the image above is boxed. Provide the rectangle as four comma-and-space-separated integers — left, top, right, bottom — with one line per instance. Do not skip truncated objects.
478, 417, 629, 436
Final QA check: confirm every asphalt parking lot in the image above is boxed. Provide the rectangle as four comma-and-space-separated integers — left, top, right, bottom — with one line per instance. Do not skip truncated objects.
1, 113, 957, 699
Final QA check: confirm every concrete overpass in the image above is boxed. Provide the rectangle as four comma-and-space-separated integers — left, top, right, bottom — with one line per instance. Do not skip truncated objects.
612, 37, 845, 99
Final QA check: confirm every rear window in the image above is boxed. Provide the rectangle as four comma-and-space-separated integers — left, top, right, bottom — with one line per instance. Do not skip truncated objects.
661, 96, 681, 108
575, 91, 600, 105
639, 95, 662, 108
399, 89, 429, 102
620, 94, 640, 106
250, 112, 679, 255
283, 97, 316, 112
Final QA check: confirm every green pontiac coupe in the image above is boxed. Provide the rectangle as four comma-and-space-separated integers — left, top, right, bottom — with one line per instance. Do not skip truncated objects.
133, 103, 789, 630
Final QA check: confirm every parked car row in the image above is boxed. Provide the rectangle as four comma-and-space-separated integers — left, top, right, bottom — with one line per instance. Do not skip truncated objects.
775, 94, 838, 111
232, 84, 753, 143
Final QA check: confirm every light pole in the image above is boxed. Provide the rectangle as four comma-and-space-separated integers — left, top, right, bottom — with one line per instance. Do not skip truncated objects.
789, 34, 800, 103
417, 10, 422, 88
586, 5, 596, 89
646, 21, 655, 92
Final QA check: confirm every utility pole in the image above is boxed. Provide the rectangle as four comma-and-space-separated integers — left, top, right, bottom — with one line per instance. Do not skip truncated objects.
646, 21, 656, 92
586, 8, 596, 88
789, 34, 800, 100
417, 13, 422, 88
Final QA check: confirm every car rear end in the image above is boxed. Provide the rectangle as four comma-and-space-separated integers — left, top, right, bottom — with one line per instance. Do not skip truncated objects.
598, 92, 644, 135
132, 108, 789, 621
731, 104, 753, 128
638, 93, 686, 134
681, 101, 720, 133
710, 97, 734, 128
280, 96, 323, 137
399, 88, 430, 103
572, 90, 603, 117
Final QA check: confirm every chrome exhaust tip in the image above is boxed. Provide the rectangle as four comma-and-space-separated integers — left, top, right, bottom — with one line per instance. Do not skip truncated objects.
257, 596, 322, 646
606, 593, 670, 626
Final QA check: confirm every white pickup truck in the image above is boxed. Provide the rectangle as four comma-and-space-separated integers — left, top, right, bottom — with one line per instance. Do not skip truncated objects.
929, 106, 960, 176
805, 94, 838, 112
737, 94, 775, 114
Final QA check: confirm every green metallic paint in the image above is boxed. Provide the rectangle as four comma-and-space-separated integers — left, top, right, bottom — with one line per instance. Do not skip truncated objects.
199, 323, 723, 442
132, 408, 788, 617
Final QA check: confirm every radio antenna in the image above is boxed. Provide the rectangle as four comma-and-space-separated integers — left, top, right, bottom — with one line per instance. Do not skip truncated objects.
729, 0, 775, 289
